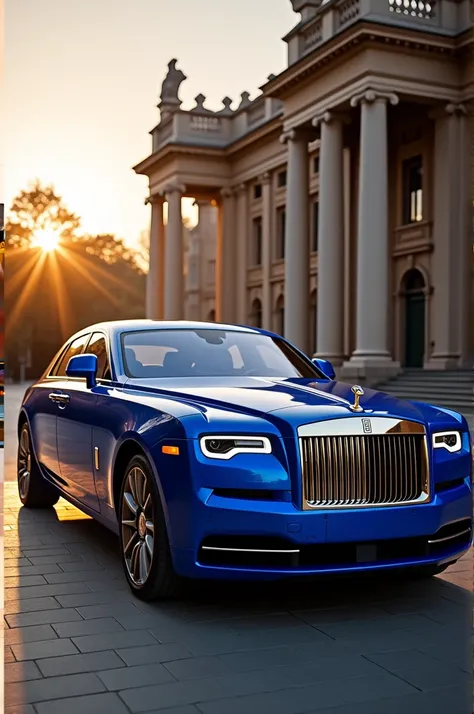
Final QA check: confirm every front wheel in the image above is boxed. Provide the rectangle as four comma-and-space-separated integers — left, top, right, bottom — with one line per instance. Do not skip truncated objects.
119, 454, 182, 600
17, 424, 59, 508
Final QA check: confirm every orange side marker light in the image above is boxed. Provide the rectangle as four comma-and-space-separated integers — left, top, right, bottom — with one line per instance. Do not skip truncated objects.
162, 445, 180, 456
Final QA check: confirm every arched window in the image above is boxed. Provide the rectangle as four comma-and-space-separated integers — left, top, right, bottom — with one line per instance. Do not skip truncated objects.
250, 298, 262, 328
403, 268, 425, 293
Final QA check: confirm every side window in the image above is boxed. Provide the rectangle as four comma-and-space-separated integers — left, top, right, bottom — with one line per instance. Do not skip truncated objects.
86, 332, 112, 381
52, 334, 90, 377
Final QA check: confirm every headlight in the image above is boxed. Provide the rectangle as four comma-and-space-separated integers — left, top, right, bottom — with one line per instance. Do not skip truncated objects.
200, 435, 272, 460
432, 431, 462, 453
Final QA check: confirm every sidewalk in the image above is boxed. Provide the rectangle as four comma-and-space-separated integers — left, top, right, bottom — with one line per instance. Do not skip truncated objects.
3, 383, 473, 714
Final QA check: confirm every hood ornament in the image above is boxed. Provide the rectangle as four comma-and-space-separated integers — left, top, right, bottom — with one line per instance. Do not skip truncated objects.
350, 385, 364, 412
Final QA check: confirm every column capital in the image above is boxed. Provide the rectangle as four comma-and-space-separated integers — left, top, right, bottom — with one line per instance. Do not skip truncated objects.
220, 187, 235, 200
428, 102, 468, 121
145, 194, 165, 206
162, 182, 186, 198
446, 102, 467, 116
312, 110, 350, 129
350, 89, 399, 109
280, 126, 314, 145
233, 183, 248, 195
258, 172, 272, 185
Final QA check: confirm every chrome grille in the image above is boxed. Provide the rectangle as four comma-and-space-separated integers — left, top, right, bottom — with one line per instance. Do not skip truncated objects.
300, 429, 429, 510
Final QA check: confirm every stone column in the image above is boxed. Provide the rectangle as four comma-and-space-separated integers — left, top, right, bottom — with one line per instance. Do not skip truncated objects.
260, 172, 272, 329
164, 185, 185, 320
312, 111, 345, 364
216, 188, 236, 323
235, 184, 248, 324
146, 196, 165, 320
280, 128, 310, 351
343, 90, 400, 382
427, 103, 471, 368
458, 106, 473, 367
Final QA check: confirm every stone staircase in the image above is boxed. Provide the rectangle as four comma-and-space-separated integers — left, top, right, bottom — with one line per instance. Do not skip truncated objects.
375, 369, 474, 430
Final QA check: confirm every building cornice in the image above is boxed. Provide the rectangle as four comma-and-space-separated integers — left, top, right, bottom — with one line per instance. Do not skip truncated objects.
282, 73, 465, 133
134, 114, 285, 177
225, 116, 283, 155
133, 143, 226, 176
261, 22, 465, 101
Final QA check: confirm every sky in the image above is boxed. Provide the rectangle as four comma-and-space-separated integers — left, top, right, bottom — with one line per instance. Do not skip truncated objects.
4, 0, 296, 247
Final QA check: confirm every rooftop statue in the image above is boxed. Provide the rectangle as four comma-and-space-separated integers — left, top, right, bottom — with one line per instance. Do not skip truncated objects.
160, 59, 187, 104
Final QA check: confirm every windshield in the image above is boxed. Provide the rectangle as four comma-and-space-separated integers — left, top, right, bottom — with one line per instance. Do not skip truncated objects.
121, 329, 322, 379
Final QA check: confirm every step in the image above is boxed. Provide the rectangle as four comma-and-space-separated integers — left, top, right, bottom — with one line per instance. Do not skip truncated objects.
381, 387, 473, 400
383, 376, 474, 385
381, 387, 474, 399
383, 398, 473, 413
379, 384, 474, 394
380, 389, 473, 400
384, 370, 474, 377
378, 382, 474, 392
381, 375, 474, 384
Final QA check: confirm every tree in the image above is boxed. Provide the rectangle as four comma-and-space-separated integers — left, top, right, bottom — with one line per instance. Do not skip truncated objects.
5, 181, 146, 380
6, 181, 144, 273
136, 229, 150, 273
6, 180, 81, 250
80, 233, 143, 272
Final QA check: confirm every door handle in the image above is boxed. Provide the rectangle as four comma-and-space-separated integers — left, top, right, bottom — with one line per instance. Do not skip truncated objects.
49, 392, 70, 406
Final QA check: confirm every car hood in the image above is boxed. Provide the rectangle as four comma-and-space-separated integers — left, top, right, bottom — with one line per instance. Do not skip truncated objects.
124, 376, 454, 428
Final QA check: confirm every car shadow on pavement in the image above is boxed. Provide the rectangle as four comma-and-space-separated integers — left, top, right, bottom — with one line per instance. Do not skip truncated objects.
5, 491, 472, 714
13, 495, 472, 615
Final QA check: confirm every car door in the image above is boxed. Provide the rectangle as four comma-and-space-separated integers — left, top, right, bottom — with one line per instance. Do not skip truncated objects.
84, 332, 120, 522
55, 331, 101, 512
29, 335, 89, 481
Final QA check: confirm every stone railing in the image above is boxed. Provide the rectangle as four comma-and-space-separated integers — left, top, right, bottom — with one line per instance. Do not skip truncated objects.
287, 0, 471, 63
152, 93, 283, 152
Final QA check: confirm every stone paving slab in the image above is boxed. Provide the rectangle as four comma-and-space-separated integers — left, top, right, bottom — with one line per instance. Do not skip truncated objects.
3, 384, 473, 713
3, 482, 472, 713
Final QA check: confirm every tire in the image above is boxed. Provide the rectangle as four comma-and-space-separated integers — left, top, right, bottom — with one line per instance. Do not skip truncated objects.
17, 423, 60, 508
118, 454, 182, 600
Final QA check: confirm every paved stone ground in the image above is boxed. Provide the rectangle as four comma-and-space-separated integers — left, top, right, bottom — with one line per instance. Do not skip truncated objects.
4, 384, 473, 714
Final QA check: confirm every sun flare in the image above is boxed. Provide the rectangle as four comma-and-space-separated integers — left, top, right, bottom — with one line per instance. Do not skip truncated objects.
31, 227, 62, 253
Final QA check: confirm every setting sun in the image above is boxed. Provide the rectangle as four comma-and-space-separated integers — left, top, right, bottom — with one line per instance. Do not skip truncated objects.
31, 227, 62, 253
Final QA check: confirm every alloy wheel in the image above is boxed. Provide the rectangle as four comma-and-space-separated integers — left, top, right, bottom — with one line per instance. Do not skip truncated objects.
18, 428, 32, 500
121, 466, 155, 586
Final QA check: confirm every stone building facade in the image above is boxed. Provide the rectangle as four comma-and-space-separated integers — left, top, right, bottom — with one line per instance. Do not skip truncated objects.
134, 0, 473, 384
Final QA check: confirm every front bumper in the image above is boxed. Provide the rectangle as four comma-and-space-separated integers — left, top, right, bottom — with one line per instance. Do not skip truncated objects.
170, 479, 472, 580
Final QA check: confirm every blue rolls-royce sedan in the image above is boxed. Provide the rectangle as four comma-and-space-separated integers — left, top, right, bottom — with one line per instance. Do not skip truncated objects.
17, 320, 472, 599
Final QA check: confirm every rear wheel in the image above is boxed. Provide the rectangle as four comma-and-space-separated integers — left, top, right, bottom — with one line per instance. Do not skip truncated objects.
119, 454, 182, 600
17, 423, 59, 508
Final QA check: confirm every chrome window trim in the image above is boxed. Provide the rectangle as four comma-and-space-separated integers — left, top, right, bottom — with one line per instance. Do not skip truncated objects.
47, 332, 91, 378
86, 330, 114, 382
45, 330, 115, 384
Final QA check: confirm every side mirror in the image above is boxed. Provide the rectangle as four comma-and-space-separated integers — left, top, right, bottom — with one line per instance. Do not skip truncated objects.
66, 353, 98, 389
312, 357, 336, 380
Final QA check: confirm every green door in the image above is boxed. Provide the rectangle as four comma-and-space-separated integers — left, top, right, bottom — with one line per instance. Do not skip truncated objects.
405, 293, 425, 368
